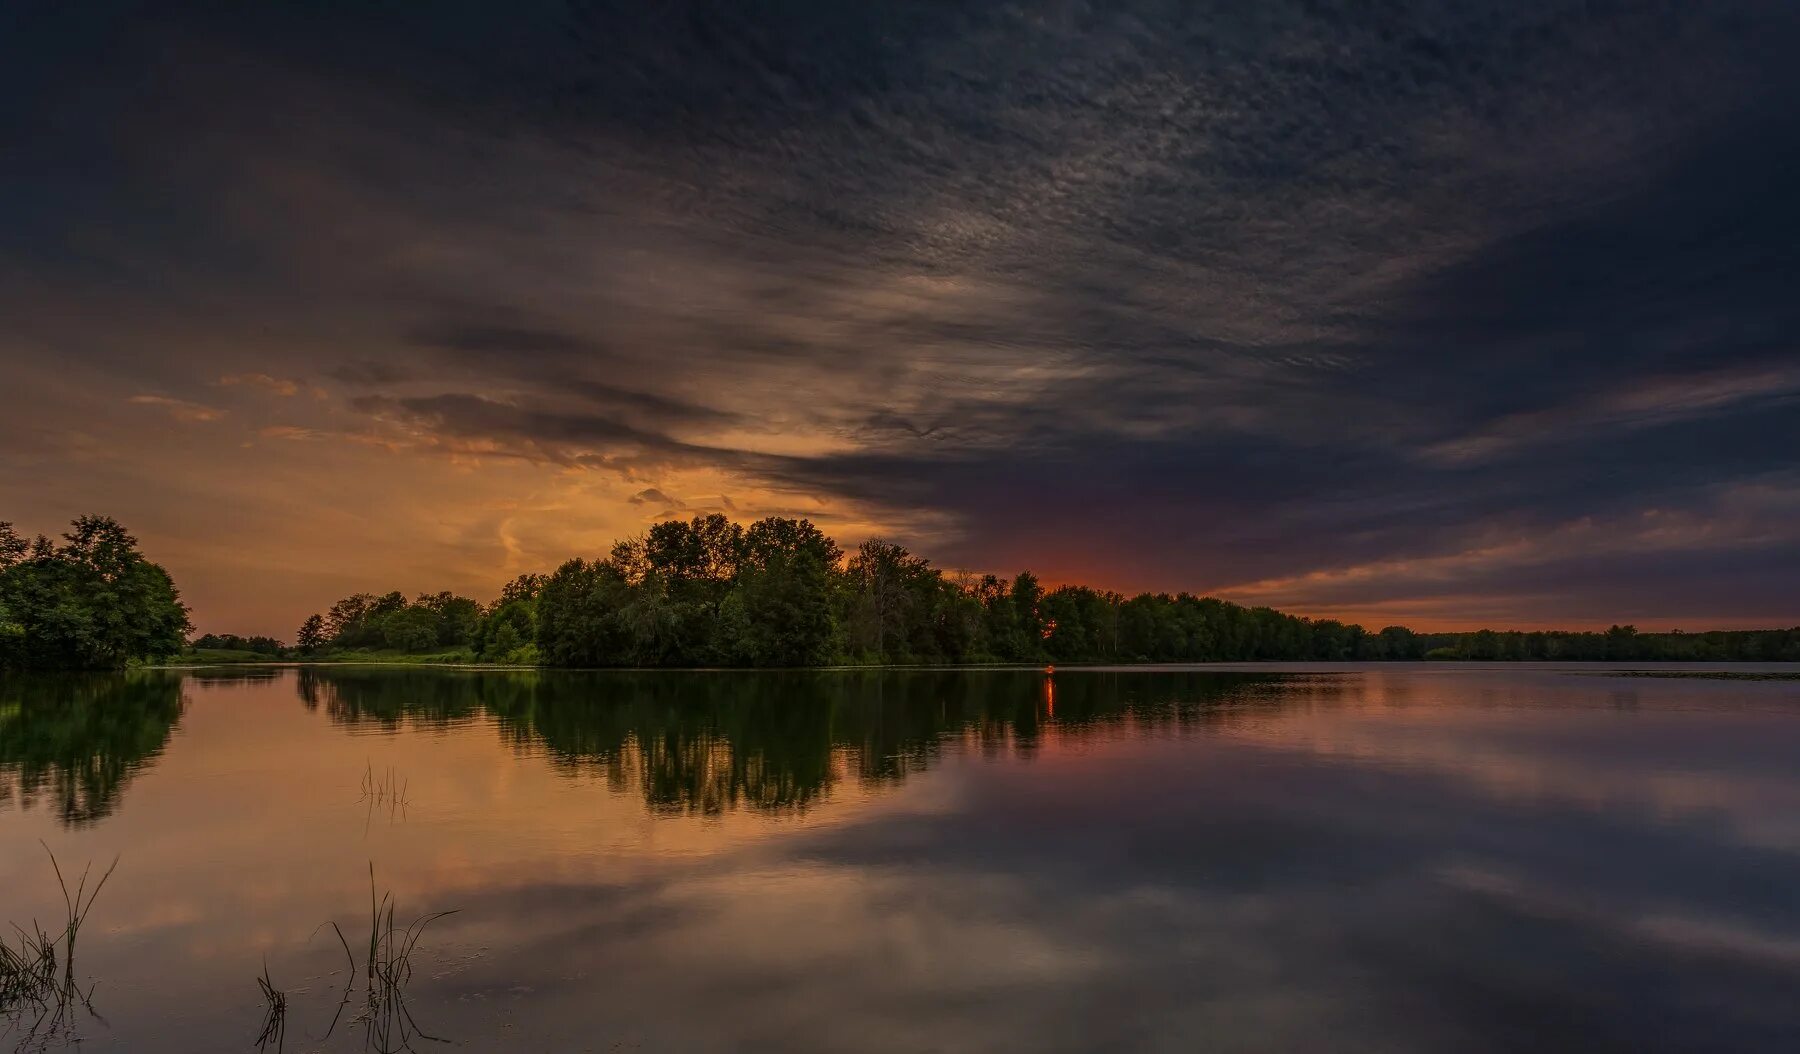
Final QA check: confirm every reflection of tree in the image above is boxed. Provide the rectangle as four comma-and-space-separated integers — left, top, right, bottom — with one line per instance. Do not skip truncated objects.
188, 668, 282, 686
296, 666, 489, 729
299, 668, 1285, 815
0, 672, 186, 827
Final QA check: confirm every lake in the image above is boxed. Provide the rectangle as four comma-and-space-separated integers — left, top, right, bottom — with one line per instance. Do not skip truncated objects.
4, 664, 1800, 1052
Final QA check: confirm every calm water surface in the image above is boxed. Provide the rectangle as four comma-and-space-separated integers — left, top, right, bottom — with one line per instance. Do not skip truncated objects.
4, 665, 1800, 1052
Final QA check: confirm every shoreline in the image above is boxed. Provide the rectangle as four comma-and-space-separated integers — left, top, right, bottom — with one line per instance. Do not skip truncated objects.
143, 658, 1800, 678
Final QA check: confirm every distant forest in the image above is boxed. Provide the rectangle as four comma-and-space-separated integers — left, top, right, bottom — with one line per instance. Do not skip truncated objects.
286, 514, 1800, 667
6, 514, 1797, 671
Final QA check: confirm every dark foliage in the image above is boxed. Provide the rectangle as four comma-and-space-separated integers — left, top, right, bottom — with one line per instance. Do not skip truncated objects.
299, 514, 1800, 667
0, 517, 190, 670
190, 633, 284, 655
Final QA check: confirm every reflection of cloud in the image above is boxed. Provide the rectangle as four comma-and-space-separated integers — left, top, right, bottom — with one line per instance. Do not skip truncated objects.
8, 669, 1800, 1048
1206, 672, 1800, 854
1441, 861, 1800, 971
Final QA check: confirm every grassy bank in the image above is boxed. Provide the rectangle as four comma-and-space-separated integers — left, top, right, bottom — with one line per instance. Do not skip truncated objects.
149, 647, 536, 668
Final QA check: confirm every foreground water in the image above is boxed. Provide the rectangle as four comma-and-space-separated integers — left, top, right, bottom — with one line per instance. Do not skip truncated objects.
4, 665, 1800, 1052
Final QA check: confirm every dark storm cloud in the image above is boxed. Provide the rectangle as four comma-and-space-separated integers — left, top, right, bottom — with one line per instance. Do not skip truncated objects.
4, 1, 1799, 623
350, 392, 743, 472
406, 320, 745, 428
328, 360, 414, 386
409, 322, 598, 358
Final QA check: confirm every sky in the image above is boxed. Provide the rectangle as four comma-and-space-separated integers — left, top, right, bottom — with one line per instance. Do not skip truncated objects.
4, 1, 1799, 638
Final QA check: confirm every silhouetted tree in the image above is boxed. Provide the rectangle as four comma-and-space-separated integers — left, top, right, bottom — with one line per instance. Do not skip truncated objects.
285, 516, 1800, 668
296, 613, 326, 654
0, 517, 190, 669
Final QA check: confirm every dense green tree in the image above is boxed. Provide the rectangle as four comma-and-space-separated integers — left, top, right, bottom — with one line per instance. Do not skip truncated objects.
1041, 586, 1125, 662
0, 517, 190, 670
190, 633, 284, 654
414, 591, 484, 646
380, 605, 442, 652
474, 598, 536, 662
608, 515, 748, 664
497, 573, 545, 607
323, 591, 400, 648
1377, 625, 1420, 660
1010, 572, 1046, 660
718, 527, 839, 666
0, 525, 26, 662
844, 539, 942, 662
535, 558, 634, 666
296, 613, 327, 654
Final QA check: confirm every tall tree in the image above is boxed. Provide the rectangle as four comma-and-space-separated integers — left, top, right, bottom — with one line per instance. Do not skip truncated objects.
0, 517, 190, 669
296, 614, 327, 654
718, 518, 841, 666
535, 558, 634, 667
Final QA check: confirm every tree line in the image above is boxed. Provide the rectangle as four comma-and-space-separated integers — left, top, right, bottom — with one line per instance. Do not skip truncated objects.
1, 517, 190, 670
290, 514, 1800, 667
5, 514, 1795, 670
190, 633, 285, 655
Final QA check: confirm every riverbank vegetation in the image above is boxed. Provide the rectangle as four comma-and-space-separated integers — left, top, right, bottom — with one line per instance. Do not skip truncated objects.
1, 518, 189, 671
0, 845, 116, 1044
9, 514, 1796, 670
287, 515, 1800, 667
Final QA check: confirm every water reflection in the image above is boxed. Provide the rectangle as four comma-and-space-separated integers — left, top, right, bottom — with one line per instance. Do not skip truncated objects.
0, 672, 185, 827
5, 666, 1800, 1052
297, 667, 1291, 814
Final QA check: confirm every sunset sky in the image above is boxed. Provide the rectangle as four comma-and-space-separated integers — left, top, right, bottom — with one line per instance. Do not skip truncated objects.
5, 2, 1799, 638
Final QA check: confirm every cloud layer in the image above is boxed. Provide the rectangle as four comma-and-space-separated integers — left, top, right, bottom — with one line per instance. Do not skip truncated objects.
4, 1, 1799, 634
